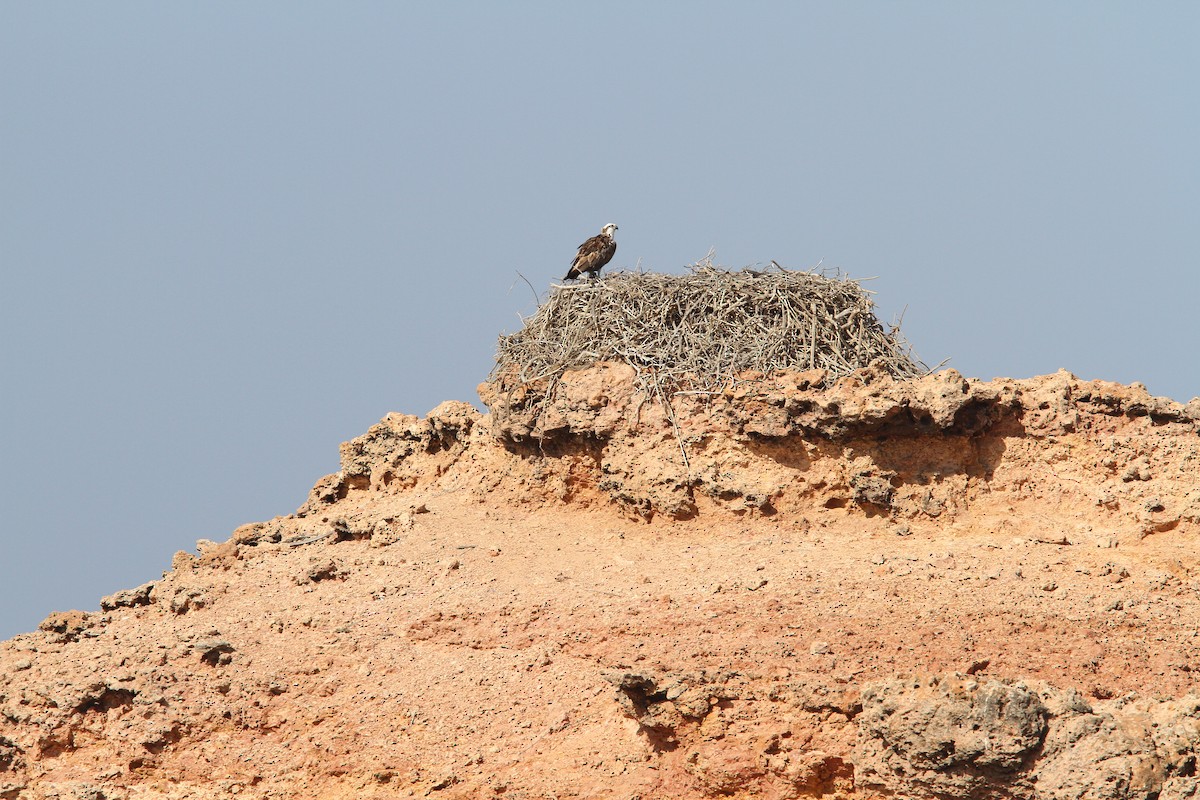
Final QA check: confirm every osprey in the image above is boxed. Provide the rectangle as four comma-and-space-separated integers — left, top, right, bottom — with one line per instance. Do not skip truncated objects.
565, 223, 618, 281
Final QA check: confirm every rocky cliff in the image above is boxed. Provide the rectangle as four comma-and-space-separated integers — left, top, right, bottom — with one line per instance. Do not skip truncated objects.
3, 366, 1200, 799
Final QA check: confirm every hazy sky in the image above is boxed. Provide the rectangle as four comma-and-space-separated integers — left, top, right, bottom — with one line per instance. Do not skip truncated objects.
2, 3, 1197, 640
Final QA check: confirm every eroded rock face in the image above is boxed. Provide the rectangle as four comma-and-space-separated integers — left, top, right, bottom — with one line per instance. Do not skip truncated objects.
856, 675, 1200, 800
2, 366, 1199, 799
312, 365, 1200, 538
331, 400, 479, 496
856, 675, 1048, 798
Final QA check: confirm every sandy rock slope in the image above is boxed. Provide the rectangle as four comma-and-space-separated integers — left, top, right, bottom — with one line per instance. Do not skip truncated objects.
3, 366, 1200, 799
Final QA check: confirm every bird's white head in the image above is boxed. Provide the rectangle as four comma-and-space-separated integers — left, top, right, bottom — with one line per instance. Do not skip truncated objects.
602, 223, 618, 238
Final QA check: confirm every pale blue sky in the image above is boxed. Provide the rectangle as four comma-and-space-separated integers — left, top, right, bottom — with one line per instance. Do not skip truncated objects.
2, 3, 1197, 639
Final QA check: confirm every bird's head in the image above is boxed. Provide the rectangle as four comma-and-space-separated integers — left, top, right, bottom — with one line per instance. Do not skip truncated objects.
602, 223, 618, 238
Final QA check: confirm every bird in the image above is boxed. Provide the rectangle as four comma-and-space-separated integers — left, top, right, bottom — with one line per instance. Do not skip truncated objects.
564, 223, 618, 281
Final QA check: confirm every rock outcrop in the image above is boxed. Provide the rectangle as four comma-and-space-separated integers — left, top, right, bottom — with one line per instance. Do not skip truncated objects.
2, 367, 1199, 799
858, 675, 1200, 799
333, 364, 1200, 539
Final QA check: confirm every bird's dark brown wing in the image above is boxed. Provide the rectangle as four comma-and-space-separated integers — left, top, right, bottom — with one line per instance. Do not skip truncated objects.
565, 234, 616, 280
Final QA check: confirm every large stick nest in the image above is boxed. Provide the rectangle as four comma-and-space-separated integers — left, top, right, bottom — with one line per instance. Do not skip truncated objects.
494, 260, 927, 392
